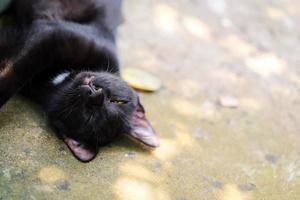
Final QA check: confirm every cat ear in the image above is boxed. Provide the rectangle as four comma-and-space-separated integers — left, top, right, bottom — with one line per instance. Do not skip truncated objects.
128, 98, 160, 148
64, 137, 97, 162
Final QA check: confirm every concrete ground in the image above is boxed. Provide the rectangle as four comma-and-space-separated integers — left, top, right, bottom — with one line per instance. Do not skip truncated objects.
0, 0, 300, 199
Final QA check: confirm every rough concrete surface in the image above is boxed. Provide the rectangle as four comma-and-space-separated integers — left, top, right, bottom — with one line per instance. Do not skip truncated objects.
0, 0, 300, 199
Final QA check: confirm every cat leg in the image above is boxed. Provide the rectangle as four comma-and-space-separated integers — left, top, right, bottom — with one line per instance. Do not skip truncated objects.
0, 39, 44, 108
0, 27, 24, 107
0, 27, 23, 61
0, 27, 68, 108
0, 59, 17, 107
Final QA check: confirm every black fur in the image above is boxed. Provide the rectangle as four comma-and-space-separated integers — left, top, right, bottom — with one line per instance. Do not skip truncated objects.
0, 0, 152, 162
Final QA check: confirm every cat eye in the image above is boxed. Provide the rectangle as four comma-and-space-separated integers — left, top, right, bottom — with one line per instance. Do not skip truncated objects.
94, 85, 102, 91
110, 99, 128, 105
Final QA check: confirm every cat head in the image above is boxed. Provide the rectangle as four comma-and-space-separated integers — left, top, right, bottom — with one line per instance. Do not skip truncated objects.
48, 71, 159, 162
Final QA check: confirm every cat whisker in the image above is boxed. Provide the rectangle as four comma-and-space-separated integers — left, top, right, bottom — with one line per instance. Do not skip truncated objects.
116, 109, 130, 125
105, 51, 111, 72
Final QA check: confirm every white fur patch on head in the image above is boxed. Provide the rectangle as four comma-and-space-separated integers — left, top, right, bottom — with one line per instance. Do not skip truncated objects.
52, 72, 70, 85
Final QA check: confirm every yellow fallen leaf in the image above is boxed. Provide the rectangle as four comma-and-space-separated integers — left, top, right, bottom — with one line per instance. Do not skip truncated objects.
122, 68, 162, 92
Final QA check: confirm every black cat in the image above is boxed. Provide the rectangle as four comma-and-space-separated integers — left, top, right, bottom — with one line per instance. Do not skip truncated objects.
0, 0, 159, 162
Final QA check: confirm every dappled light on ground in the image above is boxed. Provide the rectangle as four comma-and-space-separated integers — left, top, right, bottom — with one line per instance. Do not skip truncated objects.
154, 3, 178, 33
285, 5, 300, 15
173, 123, 199, 147
288, 73, 300, 86
171, 97, 201, 117
182, 16, 212, 40
211, 69, 241, 84
114, 177, 170, 200
38, 166, 65, 183
176, 79, 202, 98
265, 7, 287, 20
152, 139, 178, 160
218, 184, 253, 200
0, 0, 300, 199
218, 34, 257, 57
245, 53, 286, 77
153, 2, 212, 41
239, 97, 262, 111
119, 164, 161, 182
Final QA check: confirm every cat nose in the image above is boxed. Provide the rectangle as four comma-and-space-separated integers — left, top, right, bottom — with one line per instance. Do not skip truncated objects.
83, 75, 95, 85
88, 83, 104, 105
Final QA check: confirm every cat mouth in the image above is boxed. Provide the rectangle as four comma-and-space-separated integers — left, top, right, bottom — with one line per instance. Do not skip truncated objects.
82, 82, 102, 95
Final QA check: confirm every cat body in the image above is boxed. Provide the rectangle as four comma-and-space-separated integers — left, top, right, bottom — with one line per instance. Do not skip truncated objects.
0, 0, 159, 162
